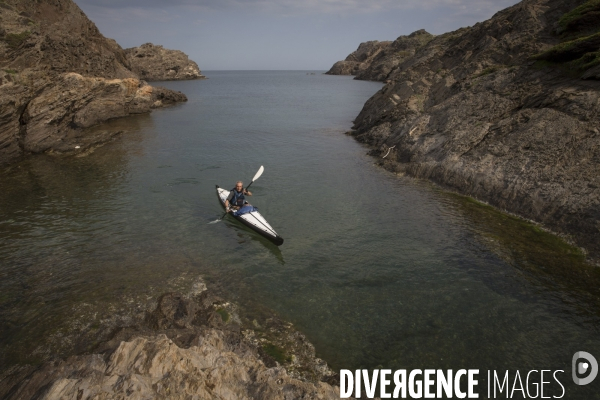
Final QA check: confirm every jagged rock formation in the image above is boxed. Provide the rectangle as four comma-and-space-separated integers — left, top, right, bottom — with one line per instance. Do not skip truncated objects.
0, 0, 188, 167
325, 30, 434, 81
125, 43, 205, 81
19, 73, 186, 155
354, 30, 434, 81
0, 287, 343, 399
347, 0, 600, 261
325, 40, 391, 76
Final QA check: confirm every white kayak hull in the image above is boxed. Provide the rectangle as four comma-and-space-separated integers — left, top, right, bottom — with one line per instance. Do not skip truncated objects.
216, 185, 284, 246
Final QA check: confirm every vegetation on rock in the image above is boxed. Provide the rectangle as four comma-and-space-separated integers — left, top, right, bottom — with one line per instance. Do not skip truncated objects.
533, 0, 600, 78
3, 30, 30, 49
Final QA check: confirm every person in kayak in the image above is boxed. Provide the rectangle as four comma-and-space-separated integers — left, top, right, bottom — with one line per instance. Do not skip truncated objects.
225, 181, 252, 212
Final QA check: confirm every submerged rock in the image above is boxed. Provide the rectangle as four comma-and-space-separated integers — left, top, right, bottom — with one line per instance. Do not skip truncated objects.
0, 288, 344, 399
125, 43, 206, 81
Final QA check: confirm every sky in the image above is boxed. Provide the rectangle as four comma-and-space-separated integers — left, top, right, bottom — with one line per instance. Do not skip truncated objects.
75, 0, 521, 71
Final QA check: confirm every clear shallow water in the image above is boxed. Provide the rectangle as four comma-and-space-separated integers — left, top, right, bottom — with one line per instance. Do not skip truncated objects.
1, 71, 600, 397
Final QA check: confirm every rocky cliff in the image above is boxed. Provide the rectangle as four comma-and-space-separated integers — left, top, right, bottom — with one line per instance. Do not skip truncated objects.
347, 0, 600, 261
125, 43, 206, 81
325, 30, 434, 81
0, 284, 343, 399
325, 40, 391, 76
0, 0, 188, 167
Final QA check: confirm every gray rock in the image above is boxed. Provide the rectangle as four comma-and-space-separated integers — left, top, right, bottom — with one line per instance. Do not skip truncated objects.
0, 289, 346, 400
325, 31, 434, 82
325, 40, 391, 76
0, 0, 189, 167
347, 0, 600, 261
17, 73, 187, 155
125, 43, 206, 81
355, 29, 434, 82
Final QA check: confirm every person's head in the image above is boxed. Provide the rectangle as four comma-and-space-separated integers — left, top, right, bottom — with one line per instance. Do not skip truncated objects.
235, 181, 243, 191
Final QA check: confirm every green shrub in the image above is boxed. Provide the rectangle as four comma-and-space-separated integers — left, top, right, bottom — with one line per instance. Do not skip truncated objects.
262, 343, 291, 364
216, 308, 230, 322
533, 32, 600, 62
4, 31, 31, 49
572, 50, 600, 70
558, 0, 600, 34
476, 65, 506, 77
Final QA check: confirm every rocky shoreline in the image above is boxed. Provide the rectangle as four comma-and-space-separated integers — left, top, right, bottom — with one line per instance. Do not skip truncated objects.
328, 0, 600, 262
0, 280, 343, 399
0, 0, 202, 167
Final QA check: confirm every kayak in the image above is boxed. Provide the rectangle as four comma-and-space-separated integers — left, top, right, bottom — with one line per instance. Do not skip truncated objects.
216, 185, 284, 246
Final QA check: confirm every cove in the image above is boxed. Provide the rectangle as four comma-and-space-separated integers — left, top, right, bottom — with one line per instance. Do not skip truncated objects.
0, 71, 599, 398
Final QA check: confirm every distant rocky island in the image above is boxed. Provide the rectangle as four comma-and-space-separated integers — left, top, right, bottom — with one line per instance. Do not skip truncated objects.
328, 0, 600, 262
0, 0, 202, 167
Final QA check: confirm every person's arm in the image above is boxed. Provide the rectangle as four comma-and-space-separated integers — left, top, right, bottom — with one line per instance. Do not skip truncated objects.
244, 189, 252, 196
225, 193, 234, 211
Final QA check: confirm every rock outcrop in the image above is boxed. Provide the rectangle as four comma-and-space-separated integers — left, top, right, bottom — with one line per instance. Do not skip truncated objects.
0, 285, 343, 399
325, 30, 434, 81
346, 0, 600, 261
125, 43, 205, 81
354, 30, 434, 81
0, 0, 188, 167
325, 40, 391, 76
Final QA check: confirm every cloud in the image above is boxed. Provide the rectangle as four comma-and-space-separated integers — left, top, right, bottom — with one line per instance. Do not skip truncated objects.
77, 0, 520, 16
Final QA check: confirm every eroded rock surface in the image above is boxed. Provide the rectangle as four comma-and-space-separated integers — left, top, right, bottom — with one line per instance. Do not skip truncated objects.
0, 289, 344, 399
126, 43, 205, 81
325, 30, 434, 82
325, 40, 391, 76
0, 0, 188, 167
346, 0, 600, 260
354, 30, 434, 82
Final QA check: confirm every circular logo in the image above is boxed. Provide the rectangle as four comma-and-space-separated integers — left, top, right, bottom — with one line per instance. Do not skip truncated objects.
572, 351, 598, 386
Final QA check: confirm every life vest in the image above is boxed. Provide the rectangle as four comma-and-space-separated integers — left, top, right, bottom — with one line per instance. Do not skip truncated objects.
230, 188, 245, 207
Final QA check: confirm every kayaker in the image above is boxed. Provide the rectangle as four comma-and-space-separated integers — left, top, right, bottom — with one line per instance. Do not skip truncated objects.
225, 181, 252, 211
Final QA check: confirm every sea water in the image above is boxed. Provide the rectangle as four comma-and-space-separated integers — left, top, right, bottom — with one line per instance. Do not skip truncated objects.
1, 71, 599, 398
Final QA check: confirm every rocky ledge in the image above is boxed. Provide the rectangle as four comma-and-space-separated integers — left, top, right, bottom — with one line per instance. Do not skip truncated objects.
126, 43, 206, 81
0, 0, 192, 167
0, 284, 343, 399
7, 73, 186, 158
343, 0, 600, 261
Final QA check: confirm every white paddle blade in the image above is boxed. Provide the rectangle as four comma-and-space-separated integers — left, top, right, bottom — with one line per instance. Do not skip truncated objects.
251, 165, 264, 183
